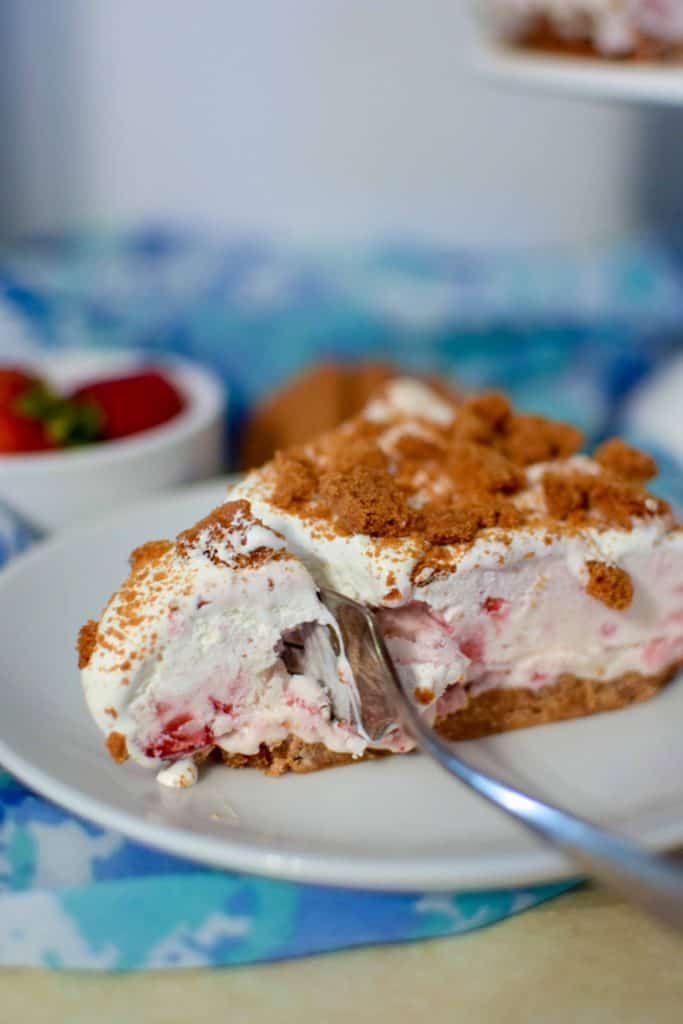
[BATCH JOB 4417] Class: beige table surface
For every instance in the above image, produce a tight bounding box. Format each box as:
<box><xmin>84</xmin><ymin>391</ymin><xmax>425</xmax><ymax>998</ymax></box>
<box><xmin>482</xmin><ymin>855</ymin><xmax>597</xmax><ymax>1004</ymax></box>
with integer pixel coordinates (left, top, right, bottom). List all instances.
<box><xmin>2</xmin><ymin>884</ymin><xmax>682</xmax><ymax>1024</ymax></box>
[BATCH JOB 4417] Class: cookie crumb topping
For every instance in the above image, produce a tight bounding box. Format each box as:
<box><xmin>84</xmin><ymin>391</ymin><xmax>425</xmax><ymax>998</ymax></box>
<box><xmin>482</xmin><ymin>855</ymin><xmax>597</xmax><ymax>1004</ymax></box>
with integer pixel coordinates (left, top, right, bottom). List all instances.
<box><xmin>265</xmin><ymin>385</ymin><xmax>665</xmax><ymax>556</ymax></box>
<box><xmin>585</xmin><ymin>561</ymin><xmax>634</xmax><ymax>611</ymax></box>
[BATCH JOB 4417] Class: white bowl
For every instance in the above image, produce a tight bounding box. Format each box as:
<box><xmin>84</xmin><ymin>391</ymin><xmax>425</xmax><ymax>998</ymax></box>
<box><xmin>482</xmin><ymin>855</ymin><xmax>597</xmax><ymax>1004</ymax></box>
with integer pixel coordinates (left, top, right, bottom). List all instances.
<box><xmin>0</xmin><ymin>349</ymin><xmax>227</xmax><ymax>532</ymax></box>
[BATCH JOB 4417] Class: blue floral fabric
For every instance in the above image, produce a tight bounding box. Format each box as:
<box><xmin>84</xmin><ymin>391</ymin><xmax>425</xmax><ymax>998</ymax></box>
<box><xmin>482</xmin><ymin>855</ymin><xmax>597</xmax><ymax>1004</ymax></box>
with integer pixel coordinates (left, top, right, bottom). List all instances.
<box><xmin>1</xmin><ymin>229</ymin><xmax>682</xmax><ymax>446</ymax></box>
<box><xmin>0</xmin><ymin>763</ymin><xmax>572</xmax><ymax>969</ymax></box>
<box><xmin>0</xmin><ymin>230</ymin><xmax>681</xmax><ymax>970</ymax></box>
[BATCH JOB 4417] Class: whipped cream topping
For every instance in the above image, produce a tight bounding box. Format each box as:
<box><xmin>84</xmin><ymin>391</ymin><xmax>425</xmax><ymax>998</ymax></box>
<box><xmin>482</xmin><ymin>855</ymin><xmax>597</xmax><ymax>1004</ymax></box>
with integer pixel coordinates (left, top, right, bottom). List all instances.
<box><xmin>487</xmin><ymin>0</ymin><xmax>683</xmax><ymax>54</ymax></box>
<box><xmin>364</xmin><ymin>377</ymin><xmax>456</xmax><ymax>427</ymax></box>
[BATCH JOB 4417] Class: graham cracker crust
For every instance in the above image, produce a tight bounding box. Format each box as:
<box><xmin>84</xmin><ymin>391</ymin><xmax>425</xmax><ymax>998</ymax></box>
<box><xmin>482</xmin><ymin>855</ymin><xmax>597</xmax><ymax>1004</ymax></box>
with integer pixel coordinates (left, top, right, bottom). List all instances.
<box><xmin>516</xmin><ymin>18</ymin><xmax>683</xmax><ymax>62</ymax></box>
<box><xmin>216</xmin><ymin>664</ymin><xmax>679</xmax><ymax>776</ymax></box>
<box><xmin>220</xmin><ymin>739</ymin><xmax>388</xmax><ymax>777</ymax></box>
<box><xmin>435</xmin><ymin>664</ymin><xmax>678</xmax><ymax>741</ymax></box>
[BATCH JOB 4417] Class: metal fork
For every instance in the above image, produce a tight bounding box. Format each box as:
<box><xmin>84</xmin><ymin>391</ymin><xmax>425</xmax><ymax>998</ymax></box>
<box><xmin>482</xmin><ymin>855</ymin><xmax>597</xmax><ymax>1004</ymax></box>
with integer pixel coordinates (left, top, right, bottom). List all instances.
<box><xmin>318</xmin><ymin>587</ymin><xmax>683</xmax><ymax>933</ymax></box>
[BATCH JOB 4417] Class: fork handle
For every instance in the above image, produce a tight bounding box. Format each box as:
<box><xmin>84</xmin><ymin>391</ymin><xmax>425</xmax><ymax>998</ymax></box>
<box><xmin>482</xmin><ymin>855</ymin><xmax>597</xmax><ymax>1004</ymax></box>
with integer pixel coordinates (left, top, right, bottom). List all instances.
<box><xmin>420</xmin><ymin>720</ymin><xmax>683</xmax><ymax>932</ymax></box>
<box><xmin>368</xmin><ymin>620</ymin><xmax>683</xmax><ymax>933</ymax></box>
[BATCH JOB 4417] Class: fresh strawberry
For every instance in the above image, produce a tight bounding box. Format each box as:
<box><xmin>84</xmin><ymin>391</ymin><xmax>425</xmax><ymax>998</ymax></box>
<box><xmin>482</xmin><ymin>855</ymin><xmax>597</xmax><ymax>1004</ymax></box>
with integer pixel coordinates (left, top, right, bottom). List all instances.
<box><xmin>0</xmin><ymin>366</ymin><xmax>60</xmax><ymax>453</ymax></box>
<box><xmin>0</xmin><ymin>364</ymin><xmax>103</xmax><ymax>452</ymax></box>
<box><xmin>0</xmin><ymin>367</ymin><xmax>42</xmax><ymax>410</ymax></box>
<box><xmin>0</xmin><ymin>409</ymin><xmax>56</xmax><ymax>454</ymax></box>
<box><xmin>71</xmin><ymin>370</ymin><xmax>185</xmax><ymax>440</ymax></box>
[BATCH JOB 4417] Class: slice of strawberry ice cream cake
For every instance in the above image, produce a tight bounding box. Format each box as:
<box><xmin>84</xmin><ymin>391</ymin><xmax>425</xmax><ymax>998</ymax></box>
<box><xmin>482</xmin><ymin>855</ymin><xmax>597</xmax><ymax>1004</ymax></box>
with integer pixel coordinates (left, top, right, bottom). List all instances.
<box><xmin>79</xmin><ymin>379</ymin><xmax>683</xmax><ymax>785</ymax></box>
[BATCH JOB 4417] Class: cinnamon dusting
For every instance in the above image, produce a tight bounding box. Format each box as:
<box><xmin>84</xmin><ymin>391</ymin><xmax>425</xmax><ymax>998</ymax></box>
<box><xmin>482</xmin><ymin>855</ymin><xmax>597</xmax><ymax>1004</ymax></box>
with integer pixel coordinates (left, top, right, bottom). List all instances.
<box><xmin>106</xmin><ymin>732</ymin><xmax>129</xmax><ymax>764</ymax></box>
<box><xmin>177</xmin><ymin>499</ymin><xmax>288</xmax><ymax>571</ymax></box>
<box><xmin>129</xmin><ymin>540</ymin><xmax>173</xmax><ymax>572</ymax></box>
<box><xmin>77</xmin><ymin>620</ymin><xmax>99</xmax><ymax>669</ymax></box>
<box><xmin>415</xmin><ymin>687</ymin><xmax>435</xmax><ymax>705</ymax></box>
<box><xmin>177</xmin><ymin>500</ymin><xmax>253</xmax><ymax>555</ymax></box>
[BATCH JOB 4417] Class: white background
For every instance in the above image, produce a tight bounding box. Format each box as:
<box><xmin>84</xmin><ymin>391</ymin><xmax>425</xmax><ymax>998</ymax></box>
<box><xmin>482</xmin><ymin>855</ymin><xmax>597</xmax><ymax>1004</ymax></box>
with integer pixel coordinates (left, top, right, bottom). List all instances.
<box><xmin>1</xmin><ymin>0</ymin><xmax>681</xmax><ymax>247</ymax></box>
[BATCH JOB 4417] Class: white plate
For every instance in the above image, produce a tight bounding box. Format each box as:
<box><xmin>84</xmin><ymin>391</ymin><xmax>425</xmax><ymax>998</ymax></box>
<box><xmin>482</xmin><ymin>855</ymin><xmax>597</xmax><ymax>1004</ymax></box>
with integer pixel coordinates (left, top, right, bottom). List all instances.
<box><xmin>472</xmin><ymin>35</ymin><xmax>683</xmax><ymax>107</ymax></box>
<box><xmin>0</xmin><ymin>480</ymin><xmax>682</xmax><ymax>891</ymax></box>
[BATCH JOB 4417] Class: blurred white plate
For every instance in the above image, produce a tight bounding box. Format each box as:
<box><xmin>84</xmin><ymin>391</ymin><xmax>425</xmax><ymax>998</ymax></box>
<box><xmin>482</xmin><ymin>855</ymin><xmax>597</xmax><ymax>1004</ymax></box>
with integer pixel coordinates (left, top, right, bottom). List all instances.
<box><xmin>472</xmin><ymin>34</ymin><xmax>683</xmax><ymax>107</ymax></box>
<box><xmin>0</xmin><ymin>480</ymin><xmax>682</xmax><ymax>890</ymax></box>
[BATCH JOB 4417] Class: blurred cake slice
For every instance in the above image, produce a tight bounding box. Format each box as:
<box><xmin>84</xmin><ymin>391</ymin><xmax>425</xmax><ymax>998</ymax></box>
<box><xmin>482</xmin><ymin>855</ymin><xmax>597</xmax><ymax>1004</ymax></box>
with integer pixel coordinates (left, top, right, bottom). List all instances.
<box><xmin>79</xmin><ymin>377</ymin><xmax>683</xmax><ymax>783</ymax></box>
<box><xmin>486</xmin><ymin>1</ymin><xmax>683</xmax><ymax>60</ymax></box>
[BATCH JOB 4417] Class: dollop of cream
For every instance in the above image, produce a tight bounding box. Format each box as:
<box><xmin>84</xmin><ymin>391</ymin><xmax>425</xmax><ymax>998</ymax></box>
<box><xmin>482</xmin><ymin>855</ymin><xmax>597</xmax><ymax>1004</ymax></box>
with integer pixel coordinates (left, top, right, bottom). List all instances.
<box><xmin>364</xmin><ymin>378</ymin><xmax>455</xmax><ymax>426</ymax></box>
<box><xmin>157</xmin><ymin>758</ymin><xmax>199</xmax><ymax>788</ymax></box>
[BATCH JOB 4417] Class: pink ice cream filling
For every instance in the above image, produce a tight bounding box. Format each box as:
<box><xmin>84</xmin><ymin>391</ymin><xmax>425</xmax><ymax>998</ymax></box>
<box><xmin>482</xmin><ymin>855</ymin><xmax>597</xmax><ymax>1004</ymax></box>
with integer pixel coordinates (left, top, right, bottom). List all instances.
<box><xmin>134</xmin><ymin>586</ymin><xmax>683</xmax><ymax>762</ymax></box>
